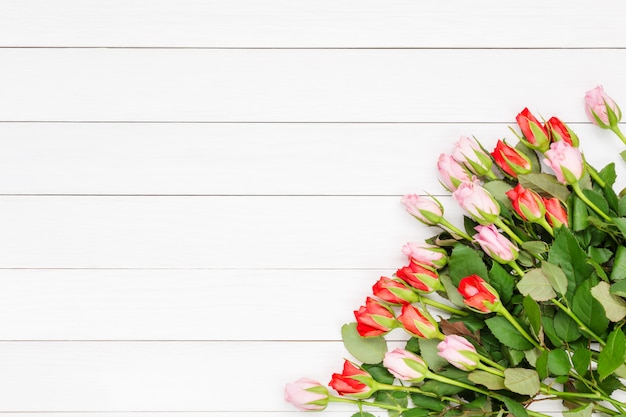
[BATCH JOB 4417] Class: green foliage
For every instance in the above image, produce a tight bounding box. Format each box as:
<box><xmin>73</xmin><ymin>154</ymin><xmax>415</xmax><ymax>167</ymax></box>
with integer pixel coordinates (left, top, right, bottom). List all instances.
<box><xmin>547</xmin><ymin>348</ymin><xmax>571</xmax><ymax>376</ymax></box>
<box><xmin>418</xmin><ymin>338</ymin><xmax>448</xmax><ymax>372</ymax></box>
<box><xmin>468</xmin><ymin>370</ymin><xmax>505</xmax><ymax>390</ymax></box>
<box><xmin>572</xmin><ymin>347</ymin><xmax>592</xmax><ymax>376</ymax></box>
<box><xmin>597</xmin><ymin>328</ymin><xmax>626</xmax><ymax>381</ymax></box>
<box><xmin>409</xmin><ymin>393</ymin><xmax>446</xmax><ymax>412</ymax></box>
<box><xmin>341</xmin><ymin>322</ymin><xmax>387</xmax><ymax>364</ymax></box>
<box><xmin>500</xmin><ymin>395</ymin><xmax>529</xmax><ymax>417</ymax></box>
<box><xmin>518</xmin><ymin>173</ymin><xmax>570</xmax><ymax>202</ymax></box>
<box><xmin>503</xmin><ymin>368</ymin><xmax>540</xmax><ymax>395</ymax></box>
<box><xmin>485</xmin><ymin>316</ymin><xmax>534</xmax><ymax>350</ymax></box>
<box><xmin>517</xmin><ymin>268</ymin><xmax>557</xmax><ymax>301</ymax></box>
<box><xmin>375</xmin><ymin>391</ymin><xmax>408</xmax><ymax>417</ymax></box>
<box><xmin>553</xmin><ymin>309</ymin><xmax>582</xmax><ymax>342</ymax></box>
<box><xmin>489</xmin><ymin>262</ymin><xmax>515</xmax><ymax>305</ymax></box>
<box><xmin>362</xmin><ymin>363</ymin><xmax>395</xmax><ymax>385</ymax></box>
<box><xmin>572</xmin><ymin>280</ymin><xmax>610</xmax><ymax>337</ymax></box>
<box><xmin>448</xmin><ymin>244</ymin><xmax>488</xmax><ymax>286</ymax></box>
<box><xmin>548</xmin><ymin>227</ymin><xmax>594</xmax><ymax>302</ymax></box>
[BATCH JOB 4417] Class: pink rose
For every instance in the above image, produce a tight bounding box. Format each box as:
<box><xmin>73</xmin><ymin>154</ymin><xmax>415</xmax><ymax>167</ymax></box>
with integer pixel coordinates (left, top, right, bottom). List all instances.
<box><xmin>585</xmin><ymin>85</ymin><xmax>621</xmax><ymax>128</ymax></box>
<box><xmin>473</xmin><ymin>224</ymin><xmax>518</xmax><ymax>263</ymax></box>
<box><xmin>401</xmin><ymin>242</ymin><xmax>448</xmax><ymax>269</ymax></box>
<box><xmin>284</xmin><ymin>378</ymin><xmax>329</xmax><ymax>411</ymax></box>
<box><xmin>543</xmin><ymin>141</ymin><xmax>584</xmax><ymax>185</ymax></box>
<box><xmin>437</xmin><ymin>153</ymin><xmax>472</xmax><ymax>191</ymax></box>
<box><xmin>383</xmin><ymin>348</ymin><xmax>428</xmax><ymax>382</ymax></box>
<box><xmin>401</xmin><ymin>194</ymin><xmax>443</xmax><ymax>226</ymax></box>
<box><xmin>452</xmin><ymin>179</ymin><xmax>500</xmax><ymax>225</ymax></box>
<box><xmin>451</xmin><ymin>135</ymin><xmax>493</xmax><ymax>176</ymax></box>
<box><xmin>437</xmin><ymin>335</ymin><xmax>480</xmax><ymax>371</ymax></box>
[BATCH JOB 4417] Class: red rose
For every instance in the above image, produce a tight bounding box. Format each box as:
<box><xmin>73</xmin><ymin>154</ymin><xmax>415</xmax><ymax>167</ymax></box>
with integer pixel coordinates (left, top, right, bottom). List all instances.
<box><xmin>353</xmin><ymin>297</ymin><xmax>396</xmax><ymax>337</ymax></box>
<box><xmin>546</xmin><ymin>116</ymin><xmax>578</xmax><ymax>147</ymax></box>
<box><xmin>397</xmin><ymin>303</ymin><xmax>442</xmax><ymax>339</ymax></box>
<box><xmin>396</xmin><ymin>261</ymin><xmax>440</xmax><ymax>293</ymax></box>
<box><xmin>372</xmin><ymin>276</ymin><xmax>417</xmax><ymax>305</ymax></box>
<box><xmin>490</xmin><ymin>139</ymin><xmax>532</xmax><ymax>178</ymax></box>
<box><xmin>329</xmin><ymin>360</ymin><xmax>374</xmax><ymax>397</ymax></box>
<box><xmin>516</xmin><ymin>108</ymin><xmax>550</xmax><ymax>152</ymax></box>
<box><xmin>543</xmin><ymin>197</ymin><xmax>568</xmax><ymax>228</ymax></box>
<box><xmin>505</xmin><ymin>184</ymin><xmax>545</xmax><ymax>222</ymax></box>
<box><xmin>458</xmin><ymin>275</ymin><xmax>501</xmax><ymax>313</ymax></box>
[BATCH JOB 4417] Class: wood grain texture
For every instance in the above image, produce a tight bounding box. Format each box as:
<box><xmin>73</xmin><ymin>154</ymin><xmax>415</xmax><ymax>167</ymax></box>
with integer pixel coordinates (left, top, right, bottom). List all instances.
<box><xmin>0</xmin><ymin>122</ymin><xmax>624</xmax><ymax>195</ymax></box>
<box><xmin>0</xmin><ymin>49</ymin><xmax>625</xmax><ymax>122</ymax></box>
<box><xmin>0</xmin><ymin>0</ymin><xmax>624</xmax><ymax>48</ymax></box>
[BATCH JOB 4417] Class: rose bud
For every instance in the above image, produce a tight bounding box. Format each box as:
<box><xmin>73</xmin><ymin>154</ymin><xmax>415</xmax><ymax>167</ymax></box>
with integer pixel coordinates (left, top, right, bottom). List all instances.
<box><xmin>372</xmin><ymin>276</ymin><xmax>418</xmax><ymax>305</ymax></box>
<box><xmin>516</xmin><ymin>107</ymin><xmax>550</xmax><ymax>152</ymax></box>
<box><xmin>505</xmin><ymin>184</ymin><xmax>546</xmax><ymax>223</ymax></box>
<box><xmin>401</xmin><ymin>194</ymin><xmax>444</xmax><ymax>226</ymax></box>
<box><xmin>383</xmin><ymin>348</ymin><xmax>429</xmax><ymax>382</ymax></box>
<box><xmin>437</xmin><ymin>153</ymin><xmax>472</xmax><ymax>191</ymax></box>
<box><xmin>543</xmin><ymin>197</ymin><xmax>568</xmax><ymax>228</ymax></box>
<box><xmin>397</xmin><ymin>303</ymin><xmax>443</xmax><ymax>339</ymax></box>
<box><xmin>284</xmin><ymin>378</ymin><xmax>329</xmax><ymax>411</ymax></box>
<box><xmin>473</xmin><ymin>224</ymin><xmax>519</xmax><ymax>263</ymax></box>
<box><xmin>396</xmin><ymin>261</ymin><xmax>441</xmax><ymax>293</ymax></box>
<box><xmin>452</xmin><ymin>179</ymin><xmax>500</xmax><ymax>225</ymax></box>
<box><xmin>458</xmin><ymin>274</ymin><xmax>502</xmax><ymax>313</ymax></box>
<box><xmin>585</xmin><ymin>85</ymin><xmax>622</xmax><ymax>129</ymax></box>
<box><xmin>401</xmin><ymin>242</ymin><xmax>448</xmax><ymax>269</ymax></box>
<box><xmin>451</xmin><ymin>135</ymin><xmax>494</xmax><ymax>177</ymax></box>
<box><xmin>490</xmin><ymin>139</ymin><xmax>532</xmax><ymax>178</ymax></box>
<box><xmin>437</xmin><ymin>335</ymin><xmax>480</xmax><ymax>371</ymax></box>
<box><xmin>329</xmin><ymin>360</ymin><xmax>378</xmax><ymax>398</ymax></box>
<box><xmin>546</xmin><ymin>116</ymin><xmax>579</xmax><ymax>147</ymax></box>
<box><xmin>354</xmin><ymin>297</ymin><xmax>396</xmax><ymax>337</ymax></box>
<box><xmin>543</xmin><ymin>141</ymin><xmax>585</xmax><ymax>185</ymax></box>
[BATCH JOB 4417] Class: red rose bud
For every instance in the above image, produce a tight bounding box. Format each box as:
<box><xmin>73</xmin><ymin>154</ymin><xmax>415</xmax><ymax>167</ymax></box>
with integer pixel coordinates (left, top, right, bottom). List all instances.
<box><xmin>329</xmin><ymin>360</ymin><xmax>378</xmax><ymax>398</ymax></box>
<box><xmin>284</xmin><ymin>378</ymin><xmax>329</xmax><ymax>411</ymax></box>
<box><xmin>401</xmin><ymin>194</ymin><xmax>444</xmax><ymax>226</ymax></box>
<box><xmin>505</xmin><ymin>184</ymin><xmax>545</xmax><ymax>223</ymax></box>
<box><xmin>401</xmin><ymin>242</ymin><xmax>448</xmax><ymax>269</ymax></box>
<box><xmin>546</xmin><ymin>117</ymin><xmax>579</xmax><ymax>147</ymax></box>
<box><xmin>585</xmin><ymin>85</ymin><xmax>622</xmax><ymax>129</ymax></box>
<box><xmin>544</xmin><ymin>197</ymin><xmax>568</xmax><ymax>228</ymax></box>
<box><xmin>354</xmin><ymin>297</ymin><xmax>396</xmax><ymax>337</ymax></box>
<box><xmin>396</xmin><ymin>261</ymin><xmax>441</xmax><ymax>293</ymax></box>
<box><xmin>451</xmin><ymin>135</ymin><xmax>494</xmax><ymax>177</ymax></box>
<box><xmin>458</xmin><ymin>275</ymin><xmax>501</xmax><ymax>313</ymax></box>
<box><xmin>372</xmin><ymin>276</ymin><xmax>418</xmax><ymax>305</ymax></box>
<box><xmin>437</xmin><ymin>153</ymin><xmax>472</xmax><ymax>191</ymax></box>
<box><xmin>397</xmin><ymin>303</ymin><xmax>443</xmax><ymax>339</ymax></box>
<box><xmin>516</xmin><ymin>108</ymin><xmax>550</xmax><ymax>152</ymax></box>
<box><xmin>452</xmin><ymin>179</ymin><xmax>500</xmax><ymax>225</ymax></box>
<box><xmin>490</xmin><ymin>139</ymin><xmax>532</xmax><ymax>178</ymax></box>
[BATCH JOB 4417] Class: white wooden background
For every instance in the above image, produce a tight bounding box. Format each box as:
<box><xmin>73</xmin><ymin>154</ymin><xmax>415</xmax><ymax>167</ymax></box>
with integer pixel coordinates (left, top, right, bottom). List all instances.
<box><xmin>1</xmin><ymin>1</ymin><xmax>626</xmax><ymax>416</ymax></box>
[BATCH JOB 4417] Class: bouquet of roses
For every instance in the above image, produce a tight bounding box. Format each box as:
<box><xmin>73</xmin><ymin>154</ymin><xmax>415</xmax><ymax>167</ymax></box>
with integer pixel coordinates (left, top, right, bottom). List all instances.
<box><xmin>285</xmin><ymin>86</ymin><xmax>626</xmax><ymax>417</ymax></box>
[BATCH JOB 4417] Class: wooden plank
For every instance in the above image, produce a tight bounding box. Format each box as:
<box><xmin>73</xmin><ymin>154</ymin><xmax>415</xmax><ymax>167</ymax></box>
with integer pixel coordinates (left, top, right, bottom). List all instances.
<box><xmin>1</xmin><ymin>123</ymin><xmax>623</xmax><ymax>195</ymax></box>
<box><xmin>0</xmin><ymin>49</ymin><xmax>625</xmax><ymax>122</ymax></box>
<box><xmin>0</xmin><ymin>0</ymin><xmax>624</xmax><ymax>48</ymax></box>
<box><xmin>0</xmin><ymin>341</ymin><xmax>570</xmax><ymax>413</ymax></box>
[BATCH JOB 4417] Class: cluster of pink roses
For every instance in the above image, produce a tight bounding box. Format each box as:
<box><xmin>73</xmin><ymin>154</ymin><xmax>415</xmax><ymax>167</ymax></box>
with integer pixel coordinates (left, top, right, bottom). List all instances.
<box><xmin>285</xmin><ymin>86</ymin><xmax>625</xmax><ymax>414</ymax></box>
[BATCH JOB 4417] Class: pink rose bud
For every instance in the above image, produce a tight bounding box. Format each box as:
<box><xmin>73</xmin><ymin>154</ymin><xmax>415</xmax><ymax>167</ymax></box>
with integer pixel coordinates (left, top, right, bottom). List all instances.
<box><xmin>585</xmin><ymin>85</ymin><xmax>622</xmax><ymax>129</ymax></box>
<box><xmin>353</xmin><ymin>297</ymin><xmax>396</xmax><ymax>337</ymax></box>
<box><xmin>401</xmin><ymin>242</ymin><xmax>448</xmax><ymax>269</ymax></box>
<box><xmin>437</xmin><ymin>153</ymin><xmax>472</xmax><ymax>191</ymax></box>
<box><xmin>451</xmin><ymin>135</ymin><xmax>494</xmax><ymax>177</ymax></box>
<box><xmin>543</xmin><ymin>141</ymin><xmax>585</xmax><ymax>185</ymax></box>
<box><xmin>396</xmin><ymin>261</ymin><xmax>441</xmax><ymax>293</ymax></box>
<box><xmin>543</xmin><ymin>197</ymin><xmax>568</xmax><ymax>228</ymax></box>
<box><xmin>458</xmin><ymin>274</ymin><xmax>502</xmax><ymax>313</ymax></box>
<box><xmin>372</xmin><ymin>276</ymin><xmax>418</xmax><ymax>305</ymax></box>
<box><xmin>437</xmin><ymin>335</ymin><xmax>480</xmax><ymax>371</ymax></box>
<box><xmin>505</xmin><ymin>184</ymin><xmax>546</xmax><ymax>223</ymax></box>
<box><xmin>284</xmin><ymin>378</ymin><xmax>329</xmax><ymax>411</ymax></box>
<box><xmin>546</xmin><ymin>117</ymin><xmax>579</xmax><ymax>147</ymax></box>
<box><xmin>516</xmin><ymin>107</ymin><xmax>550</xmax><ymax>152</ymax></box>
<box><xmin>452</xmin><ymin>179</ymin><xmax>500</xmax><ymax>225</ymax></box>
<box><xmin>491</xmin><ymin>139</ymin><xmax>532</xmax><ymax>178</ymax></box>
<box><xmin>397</xmin><ymin>303</ymin><xmax>443</xmax><ymax>339</ymax></box>
<box><xmin>401</xmin><ymin>194</ymin><xmax>444</xmax><ymax>226</ymax></box>
<box><xmin>329</xmin><ymin>360</ymin><xmax>378</xmax><ymax>398</ymax></box>
<box><xmin>473</xmin><ymin>224</ymin><xmax>519</xmax><ymax>263</ymax></box>
<box><xmin>383</xmin><ymin>348</ymin><xmax>428</xmax><ymax>382</ymax></box>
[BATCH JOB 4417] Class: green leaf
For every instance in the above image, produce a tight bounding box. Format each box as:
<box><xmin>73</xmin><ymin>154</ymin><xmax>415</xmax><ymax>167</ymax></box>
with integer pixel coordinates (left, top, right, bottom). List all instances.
<box><xmin>598</xmin><ymin>374</ymin><xmax>626</xmax><ymax>395</ymax></box>
<box><xmin>541</xmin><ymin>261</ymin><xmax>568</xmax><ymax>296</ymax></box>
<box><xmin>362</xmin><ymin>363</ymin><xmax>395</xmax><ymax>385</ymax></box>
<box><xmin>375</xmin><ymin>391</ymin><xmax>408</xmax><ymax>417</ymax></box>
<box><xmin>341</xmin><ymin>322</ymin><xmax>387</xmax><ymax>364</ymax></box>
<box><xmin>612</xmin><ymin>217</ymin><xmax>626</xmax><ymax>241</ymax></box>
<box><xmin>611</xmin><ymin>279</ymin><xmax>626</xmax><ymax>297</ymax></box>
<box><xmin>619</xmin><ymin>195</ymin><xmax>626</xmax><ymax>216</ymax></box>
<box><xmin>518</xmin><ymin>173</ymin><xmax>571</xmax><ymax>202</ymax></box>
<box><xmin>610</xmin><ymin>246</ymin><xmax>626</xmax><ymax>281</ymax></box>
<box><xmin>598</xmin><ymin>328</ymin><xmax>626</xmax><ymax>381</ymax></box>
<box><xmin>439</xmin><ymin>274</ymin><xmax>466</xmax><ymax>308</ymax></box>
<box><xmin>553</xmin><ymin>309</ymin><xmax>582</xmax><ymax>342</ymax></box>
<box><xmin>572</xmin><ymin>280</ymin><xmax>610</xmax><ymax>337</ymax></box>
<box><xmin>521</xmin><ymin>240</ymin><xmax>549</xmax><ymax>255</ymax></box>
<box><xmin>542</xmin><ymin>315</ymin><xmax>564</xmax><ymax>347</ymax></box>
<box><xmin>588</xmin><ymin>247</ymin><xmax>613</xmax><ymax>264</ymax></box>
<box><xmin>523</xmin><ymin>296</ymin><xmax>541</xmax><ymax>335</ymax></box>
<box><xmin>500</xmin><ymin>395</ymin><xmax>529</xmax><ymax>417</ymax></box>
<box><xmin>401</xmin><ymin>408</ymin><xmax>430</xmax><ymax>417</ymax></box>
<box><xmin>449</xmin><ymin>244</ymin><xmax>488</xmax><ymax>286</ymax></box>
<box><xmin>571</xmin><ymin>194</ymin><xmax>590</xmax><ymax>231</ymax></box>
<box><xmin>404</xmin><ymin>337</ymin><xmax>421</xmax><ymax>354</ymax></box>
<box><xmin>517</xmin><ymin>268</ymin><xmax>557</xmax><ymax>301</ymax></box>
<box><xmin>483</xmin><ymin>180</ymin><xmax>514</xmax><ymax>210</ymax></box>
<box><xmin>548</xmin><ymin>228</ymin><xmax>594</xmax><ymax>302</ymax></box>
<box><xmin>468</xmin><ymin>370</ymin><xmax>505</xmax><ymax>390</ymax></box>
<box><xmin>418</xmin><ymin>338</ymin><xmax>448</xmax><ymax>372</ymax></box>
<box><xmin>535</xmin><ymin>349</ymin><xmax>549</xmax><ymax>380</ymax></box>
<box><xmin>420</xmin><ymin>379</ymin><xmax>465</xmax><ymax>396</ymax></box>
<box><xmin>622</xmin><ymin>150</ymin><xmax>626</xmax><ymax>164</ymax></box>
<box><xmin>352</xmin><ymin>412</ymin><xmax>376</xmax><ymax>417</ymax></box>
<box><xmin>485</xmin><ymin>316</ymin><xmax>534</xmax><ymax>350</ymax></box>
<box><xmin>548</xmin><ymin>349</ymin><xmax>571</xmax><ymax>376</ymax></box>
<box><xmin>583</xmin><ymin>188</ymin><xmax>610</xmax><ymax>216</ymax></box>
<box><xmin>563</xmin><ymin>403</ymin><xmax>594</xmax><ymax>417</ymax></box>
<box><xmin>504</xmin><ymin>368</ymin><xmax>540</xmax><ymax>395</ymax></box>
<box><xmin>489</xmin><ymin>262</ymin><xmax>515</xmax><ymax>305</ymax></box>
<box><xmin>572</xmin><ymin>347</ymin><xmax>592</xmax><ymax>376</ymax></box>
<box><xmin>591</xmin><ymin>281</ymin><xmax>626</xmax><ymax>322</ymax></box>
<box><xmin>409</xmin><ymin>393</ymin><xmax>445</xmax><ymax>412</ymax></box>
<box><xmin>600</xmin><ymin>163</ymin><xmax>618</xmax><ymax>186</ymax></box>
<box><xmin>505</xmin><ymin>347</ymin><xmax>525</xmax><ymax>367</ymax></box>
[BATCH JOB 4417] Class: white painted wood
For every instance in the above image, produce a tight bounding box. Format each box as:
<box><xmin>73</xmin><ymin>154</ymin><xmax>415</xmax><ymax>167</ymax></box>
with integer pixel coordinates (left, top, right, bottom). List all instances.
<box><xmin>0</xmin><ymin>49</ymin><xmax>625</xmax><ymax>122</ymax></box>
<box><xmin>0</xmin><ymin>195</ymin><xmax>460</xmax><ymax>269</ymax></box>
<box><xmin>0</xmin><ymin>0</ymin><xmax>624</xmax><ymax>48</ymax></box>
<box><xmin>0</xmin><ymin>123</ymin><xmax>623</xmax><ymax>195</ymax></box>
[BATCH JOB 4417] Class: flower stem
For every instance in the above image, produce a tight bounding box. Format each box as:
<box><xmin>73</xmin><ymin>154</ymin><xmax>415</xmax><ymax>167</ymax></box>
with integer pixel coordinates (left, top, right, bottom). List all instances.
<box><xmin>438</xmin><ymin>218</ymin><xmax>474</xmax><ymax>241</ymax></box>
<box><xmin>494</xmin><ymin>218</ymin><xmax>524</xmax><ymax>245</ymax></box>
<box><xmin>380</xmin><ymin>383</ymin><xmax>460</xmax><ymax>404</ymax></box>
<box><xmin>550</xmin><ymin>298</ymin><xmax>605</xmax><ymax>346</ymax></box>
<box><xmin>329</xmin><ymin>396</ymin><xmax>405</xmax><ymax>412</ymax></box>
<box><xmin>478</xmin><ymin>355</ymin><xmax>506</xmax><ymax>372</ymax></box>
<box><xmin>611</xmin><ymin>124</ymin><xmax>626</xmax><ymax>146</ymax></box>
<box><xmin>508</xmin><ymin>261</ymin><xmax>525</xmax><ymax>277</ymax></box>
<box><xmin>418</xmin><ymin>295</ymin><xmax>468</xmax><ymax>317</ymax></box>
<box><xmin>496</xmin><ymin>306</ymin><xmax>543</xmax><ymax>350</ymax></box>
<box><xmin>585</xmin><ymin>161</ymin><xmax>607</xmax><ymax>188</ymax></box>
<box><xmin>476</xmin><ymin>361</ymin><xmax>504</xmax><ymax>376</ymax></box>
<box><xmin>572</xmin><ymin>182</ymin><xmax>612</xmax><ymax>223</ymax></box>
